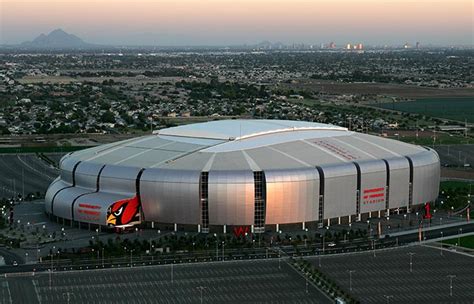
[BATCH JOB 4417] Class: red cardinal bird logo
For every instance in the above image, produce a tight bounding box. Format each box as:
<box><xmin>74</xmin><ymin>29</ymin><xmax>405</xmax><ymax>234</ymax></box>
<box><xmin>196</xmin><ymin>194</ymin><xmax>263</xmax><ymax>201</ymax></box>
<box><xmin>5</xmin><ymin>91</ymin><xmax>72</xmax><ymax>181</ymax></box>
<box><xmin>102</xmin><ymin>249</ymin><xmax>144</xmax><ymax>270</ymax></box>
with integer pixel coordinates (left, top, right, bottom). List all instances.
<box><xmin>107</xmin><ymin>196</ymin><xmax>140</xmax><ymax>227</ymax></box>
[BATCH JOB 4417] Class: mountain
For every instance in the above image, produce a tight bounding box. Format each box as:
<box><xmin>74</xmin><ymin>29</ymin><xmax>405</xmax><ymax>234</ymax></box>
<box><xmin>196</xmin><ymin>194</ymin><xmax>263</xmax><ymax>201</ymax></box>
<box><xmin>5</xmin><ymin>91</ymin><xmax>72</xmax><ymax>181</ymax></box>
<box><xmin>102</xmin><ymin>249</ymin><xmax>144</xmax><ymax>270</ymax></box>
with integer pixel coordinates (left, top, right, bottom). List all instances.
<box><xmin>20</xmin><ymin>29</ymin><xmax>96</xmax><ymax>49</ymax></box>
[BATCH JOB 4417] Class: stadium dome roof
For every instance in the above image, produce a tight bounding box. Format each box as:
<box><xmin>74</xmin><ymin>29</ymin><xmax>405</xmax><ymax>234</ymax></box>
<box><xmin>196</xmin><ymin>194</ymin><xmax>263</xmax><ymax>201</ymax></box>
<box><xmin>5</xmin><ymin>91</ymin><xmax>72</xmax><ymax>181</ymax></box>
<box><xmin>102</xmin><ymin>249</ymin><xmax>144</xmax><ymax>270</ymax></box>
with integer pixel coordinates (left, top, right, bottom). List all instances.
<box><xmin>68</xmin><ymin>119</ymin><xmax>428</xmax><ymax>171</ymax></box>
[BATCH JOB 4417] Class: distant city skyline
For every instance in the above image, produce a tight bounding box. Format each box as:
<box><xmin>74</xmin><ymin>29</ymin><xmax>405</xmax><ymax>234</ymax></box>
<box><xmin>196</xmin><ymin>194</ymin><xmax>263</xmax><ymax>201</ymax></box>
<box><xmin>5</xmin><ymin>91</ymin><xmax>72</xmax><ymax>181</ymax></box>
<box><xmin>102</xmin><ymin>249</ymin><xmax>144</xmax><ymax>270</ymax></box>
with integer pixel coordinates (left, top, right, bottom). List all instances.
<box><xmin>1</xmin><ymin>0</ymin><xmax>472</xmax><ymax>46</ymax></box>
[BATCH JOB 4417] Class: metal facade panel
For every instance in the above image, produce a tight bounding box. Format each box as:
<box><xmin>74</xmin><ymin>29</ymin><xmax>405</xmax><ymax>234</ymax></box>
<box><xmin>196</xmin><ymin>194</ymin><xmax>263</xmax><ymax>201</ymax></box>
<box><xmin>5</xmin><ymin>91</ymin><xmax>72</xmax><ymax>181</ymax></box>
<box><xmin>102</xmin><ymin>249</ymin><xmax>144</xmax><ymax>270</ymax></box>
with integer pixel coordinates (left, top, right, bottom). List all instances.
<box><xmin>159</xmin><ymin>152</ymin><xmax>213</xmax><ymax>170</ymax></box>
<box><xmin>140</xmin><ymin>169</ymin><xmax>201</xmax><ymax>224</ymax></box>
<box><xmin>272</xmin><ymin>141</ymin><xmax>343</xmax><ymax>166</ymax></box>
<box><xmin>358</xmin><ymin>160</ymin><xmax>387</xmax><ymax>213</ymax></box>
<box><xmin>74</xmin><ymin>162</ymin><xmax>104</xmax><ymax>190</ymax></box>
<box><xmin>386</xmin><ymin>157</ymin><xmax>410</xmax><ymax>209</ymax></box>
<box><xmin>44</xmin><ymin>177</ymin><xmax>67</xmax><ymax>214</ymax></box>
<box><xmin>59</xmin><ymin>156</ymin><xmax>78</xmax><ymax>184</ymax></box>
<box><xmin>53</xmin><ymin>187</ymin><xmax>91</xmax><ymax>220</ymax></box>
<box><xmin>125</xmin><ymin>136</ymin><xmax>171</xmax><ymax>148</ymax></box>
<box><xmin>99</xmin><ymin>165</ymin><xmax>141</xmax><ymax>195</ymax></box>
<box><xmin>208</xmin><ymin>170</ymin><xmax>255</xmax><ymax>225</ymax></box>
<box><xmin>210</xmin><ymin>152</ymin><xmax>252</xmax><ymax>171</ymax></box>
<box><xmin>410</xmin><ymin>150</ymin><xmax>440</xmax><ymax>205</ymax></box>
<box><xmin>265</xmin><ymin>168</ymin><xmax>319</xmax><ymax>224</ymax></box>
<box><xmin>90</xmin><ymin>147</ymin><xmax>147</xmax><ymax>164</ymax></box>
<box><xmin>246</xmin><ymin>147</ymin><xmax>308</xmax><ymax>170</ymax></box>
<box><xmin>321</xmin><ymin>163</ymin><xmax>357</xmax><ymax>218</ymax></box>
<box><xmin>119</xmin><ymin>149</ymin><xmax>180</xmax><ymax>168</ymax></box>
<box><xmin>353</xmin><ymin>133</ymin><xmax>424</xmax><ymax>155</ymax></box>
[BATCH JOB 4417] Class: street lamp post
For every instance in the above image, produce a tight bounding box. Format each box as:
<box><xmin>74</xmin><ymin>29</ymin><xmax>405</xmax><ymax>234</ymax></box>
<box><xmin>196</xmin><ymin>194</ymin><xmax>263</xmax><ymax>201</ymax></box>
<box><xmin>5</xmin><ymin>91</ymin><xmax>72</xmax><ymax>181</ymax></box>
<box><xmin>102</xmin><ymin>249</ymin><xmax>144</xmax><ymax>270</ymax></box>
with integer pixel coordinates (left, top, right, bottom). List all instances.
<box><xmin>171</xmin><ymin>263</ymin><xmax>174</xmax><ymax>283</ymax></box>
<box><xmin>408</xmin><ymin>252</ymin><xmax>415</xmax><ymax>273</ymax></box>
<box><xmin>458</xmin><ymin>228</ymin><xmax>462</xmax><ymax>247</ymax></box>
<box><xmin>447</xmin><ymin>275</ymin><xmax>456</xmax><ymax>296</ymax></box>
<box><xmin>384</xmin><ymin>295</ymin><xmax>393</xmax><ymax>304</ymax></box>
<box><xmin>348</xmin><ymin>270</ymin><xmax>355</xmax><ymax>291</ymax></box>
<box><xmin>196</xmin><ymin>286</ymin><xmax>206</xmax><ymax>304</ymax></box>
<box><xmin>222</xmin><ymin>241</ymin><xmax>225</xmax><ymax>261</ymax></box>
<box><xmin>440</xmin><ymin>231</ymin><xmax>444</xmax><ymax>256</ymax></box>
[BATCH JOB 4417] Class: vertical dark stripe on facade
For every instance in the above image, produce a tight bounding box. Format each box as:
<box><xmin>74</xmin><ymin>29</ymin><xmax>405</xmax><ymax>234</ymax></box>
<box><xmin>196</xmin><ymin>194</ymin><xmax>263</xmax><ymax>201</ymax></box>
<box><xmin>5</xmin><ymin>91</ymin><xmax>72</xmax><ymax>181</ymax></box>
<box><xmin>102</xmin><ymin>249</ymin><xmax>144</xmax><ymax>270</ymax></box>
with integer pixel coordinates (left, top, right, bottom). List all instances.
<box><xmin>405</xmin><ymin>156</ymin><xmax>414</xmax><ymax>208</ymax></box>
<box><xmin>254</xmin><ymin>171</ymin><xmax>266</xmax><ymax>231</ymax></box>
<box><xmin>200</xmin><ymin>172</ymin><xmax>209</xmax><ymax>231</ymax></box>
<box><xmin>71</xmin><ymin>164</ymin><xmax>106</xmax><ymax>221</ymax></box>
<box><xmin>353</xmin><ymin>162</ymin><xmax>362</xmax><ymax>215</ymax></box>
<box><xmin>315</xmin><ymin>166</ymin><xmax>325</xmax><ymax>222</ymax></box>
<box><xmin>51</xmin><ymin>161</ymin><xmax>81</xmax><ymax>215</ymax></box>
<box><xmin>382</xmin><ymin>159</ymin><xmax>390</xmax><ymax>210</ymax></box>
<box><xmin>136</xmin><ymin>168</ymin><xmax>145</xmax><ymax>220</ymax></box>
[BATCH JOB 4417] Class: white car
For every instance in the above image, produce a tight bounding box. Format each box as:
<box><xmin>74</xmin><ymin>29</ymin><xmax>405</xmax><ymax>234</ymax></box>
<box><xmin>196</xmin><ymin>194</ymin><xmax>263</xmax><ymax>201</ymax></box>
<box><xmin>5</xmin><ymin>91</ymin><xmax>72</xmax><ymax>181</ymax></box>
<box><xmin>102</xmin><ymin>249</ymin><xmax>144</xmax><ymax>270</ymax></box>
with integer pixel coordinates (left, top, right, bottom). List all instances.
<box><xmin>327</xmin><ymin>242</ymin><xmax>336</xmax><ymax>247</ymax></box>
<box><xmin>12</xmin><ymin>261</ymin><xmax>18</xmax><ymax>266</ymax></box>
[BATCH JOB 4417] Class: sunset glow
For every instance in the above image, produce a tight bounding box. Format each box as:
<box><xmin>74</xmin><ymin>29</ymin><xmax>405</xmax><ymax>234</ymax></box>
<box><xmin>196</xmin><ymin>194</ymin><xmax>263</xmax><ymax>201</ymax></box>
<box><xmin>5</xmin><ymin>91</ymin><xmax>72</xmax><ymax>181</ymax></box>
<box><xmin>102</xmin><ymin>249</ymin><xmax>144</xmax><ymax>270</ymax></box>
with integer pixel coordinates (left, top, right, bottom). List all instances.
<box><xmin>1</xmin><ymin>0</ymin><xmax>472</xmax><ymax>45</ymax></box>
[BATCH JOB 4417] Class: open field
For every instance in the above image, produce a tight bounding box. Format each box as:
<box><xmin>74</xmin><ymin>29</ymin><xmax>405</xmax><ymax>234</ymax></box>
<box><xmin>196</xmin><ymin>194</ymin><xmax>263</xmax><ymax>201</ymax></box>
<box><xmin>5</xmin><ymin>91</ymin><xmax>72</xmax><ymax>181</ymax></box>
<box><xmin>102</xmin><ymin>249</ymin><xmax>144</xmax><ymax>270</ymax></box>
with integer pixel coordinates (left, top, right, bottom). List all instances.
<box><xmin>372</xmin><ymin>97</ymin><xmax>474</xmax><ymax>123</ymax></box>
<box><xmin>1</xmin><ymin>260</ymin><xmax>331</xmax><ymax>304</ymax></box>
<box><xmin>306</xmin><ymin>245</ymin><xmax>474</xmax><ymax>303</ymax></box>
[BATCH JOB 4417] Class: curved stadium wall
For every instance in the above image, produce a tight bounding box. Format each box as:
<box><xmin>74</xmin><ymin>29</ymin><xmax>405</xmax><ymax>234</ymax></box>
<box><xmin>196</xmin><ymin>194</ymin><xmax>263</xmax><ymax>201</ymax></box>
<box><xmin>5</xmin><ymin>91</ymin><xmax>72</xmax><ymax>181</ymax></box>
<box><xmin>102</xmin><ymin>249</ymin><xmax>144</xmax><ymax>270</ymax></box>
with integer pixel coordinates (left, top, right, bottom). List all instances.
<box><xmin>45</xmin><ymin>120</ymin><xmax>440</xmax><ymax>233</ymax></box>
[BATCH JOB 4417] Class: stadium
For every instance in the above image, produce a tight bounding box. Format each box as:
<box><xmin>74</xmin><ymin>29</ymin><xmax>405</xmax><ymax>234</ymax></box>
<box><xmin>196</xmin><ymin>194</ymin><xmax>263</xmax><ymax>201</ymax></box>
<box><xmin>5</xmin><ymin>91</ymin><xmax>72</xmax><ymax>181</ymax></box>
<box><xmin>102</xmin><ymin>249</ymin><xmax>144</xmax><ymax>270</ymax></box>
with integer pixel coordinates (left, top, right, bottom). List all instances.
<box><xmin>45</xmin><ymin>119</ymin><xmax>440</xmax><ymax>233</ymax></box>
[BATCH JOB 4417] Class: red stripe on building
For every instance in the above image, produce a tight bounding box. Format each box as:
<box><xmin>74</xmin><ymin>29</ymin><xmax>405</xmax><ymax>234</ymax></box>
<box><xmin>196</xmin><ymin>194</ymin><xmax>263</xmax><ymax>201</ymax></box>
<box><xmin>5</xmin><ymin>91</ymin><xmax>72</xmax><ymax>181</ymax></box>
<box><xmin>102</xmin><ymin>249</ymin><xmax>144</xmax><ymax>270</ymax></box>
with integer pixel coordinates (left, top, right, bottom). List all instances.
<box><xmin>363</xmin><ymin>187</ymin><xmax>385</xmax><ymax>194</ymax></box>
<box><xmin>78</xmin><ymin>203</ymin><xmax>101</xmax><ymax>209</ymax></box>
<box><xmin>78</xmin><ymin>209</ymin><xmax>100</xmax><ymax>215</ymax></box>
<box><xmin>369</xmin><ymin>193</ymin><xmax>384</xmax><ymax>198</ymax></box>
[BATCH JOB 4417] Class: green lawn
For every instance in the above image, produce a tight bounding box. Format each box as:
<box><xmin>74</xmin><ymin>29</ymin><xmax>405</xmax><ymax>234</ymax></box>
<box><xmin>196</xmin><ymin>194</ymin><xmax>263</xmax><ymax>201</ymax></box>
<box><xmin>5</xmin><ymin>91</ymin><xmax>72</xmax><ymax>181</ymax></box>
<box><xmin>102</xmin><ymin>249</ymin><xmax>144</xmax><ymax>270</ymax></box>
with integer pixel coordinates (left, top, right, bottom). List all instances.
<box><xmin>442</xmin><ymin>235</ymin><xmax>474</xmax><ymax>249</ymax></box>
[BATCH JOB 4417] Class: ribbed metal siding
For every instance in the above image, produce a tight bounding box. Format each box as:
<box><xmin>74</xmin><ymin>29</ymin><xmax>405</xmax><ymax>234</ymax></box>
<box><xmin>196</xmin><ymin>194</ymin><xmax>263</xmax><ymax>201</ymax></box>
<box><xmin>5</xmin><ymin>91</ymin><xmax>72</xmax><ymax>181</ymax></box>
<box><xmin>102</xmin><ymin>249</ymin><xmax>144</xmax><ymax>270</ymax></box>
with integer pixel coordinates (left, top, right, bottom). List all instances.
<box><xmin>385</xmin><ymin>157</ymin><xmax>410</xmax><ymax>210</ymax></box>
<box><xmin>140</xmin><ymin>169</ymin><xmax>201</xmax><ymax>224</ymax></box>
<box><xmin>321</xmin><ymin>163</ymin><xmax>357</xmax><ymax>219</ymax></box>
<box><xmin>208</xmin><ymin>170</ymin><xmax>254</xmax><ymax>225</ymax></box>
<box><xmin>357</xmin><ymin>159</ymin><xmax>387</xmax><ymax>214</ymax></box>
<box><xmin>410</xmin><ymin>150</ymin><xmax>440</xmax><ymax>205</ymax></box>
<box><xmin>265</xmin><ymin>168</ymin><xmax>319</xmax><ymax>224</ymax></box>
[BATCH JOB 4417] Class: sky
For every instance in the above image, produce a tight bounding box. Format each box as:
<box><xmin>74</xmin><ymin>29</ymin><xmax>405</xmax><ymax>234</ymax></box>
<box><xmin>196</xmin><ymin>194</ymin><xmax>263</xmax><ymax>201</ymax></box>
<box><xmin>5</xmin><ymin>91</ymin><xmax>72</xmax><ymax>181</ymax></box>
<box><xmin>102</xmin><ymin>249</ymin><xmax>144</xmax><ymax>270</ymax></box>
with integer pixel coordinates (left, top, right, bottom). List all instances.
<box><xmin>0</xmin><ymin>0</ymin><xmax>472</xmax><ymax>46</ymax></box>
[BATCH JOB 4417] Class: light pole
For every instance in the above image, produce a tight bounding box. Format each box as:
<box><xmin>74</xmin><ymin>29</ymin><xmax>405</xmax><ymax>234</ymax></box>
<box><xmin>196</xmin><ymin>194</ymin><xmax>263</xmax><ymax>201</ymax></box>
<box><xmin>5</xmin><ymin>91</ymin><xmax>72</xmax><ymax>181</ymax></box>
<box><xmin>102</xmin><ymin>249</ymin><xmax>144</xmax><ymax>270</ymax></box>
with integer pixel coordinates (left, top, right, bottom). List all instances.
<box><xmin>458</xmin><ymin>228</ymin><xmax>462</xmax><ymax>247</ymax></box>
<box><xmin>171</xmin><ymin>263</ymin><xmax>174</xmax><ymax>283</ymax></box>
<box><xmin>214</xmin><ymin>233</ymin><xmax>218</xmax><ymax>260</ymax></box>
<box><xmin>348</xmin><ymin>270</ymin><xmax>355</xmax><ymax>291</ymax></box>
<box><xmin>408</xmin><ymin>252</ymin><xmax>415</xmax><ymax>273</ymax></box>
<box><xmin>372</xmin><ymin>239</ymin><xmax>376</xmax><ymax>257</ymax></box>
<box><xmin>278</xmin><ymin>252</ymin><xmax>281</xmax><ymax>270</ymax></box>
<box><xmin>63</xmin><ymin>292</ymin><xmax>73</xmax><ymax>304</ymax></box>
<box><xmin>384</xmin><ymin>295</ymin><xmax>393</xmax><ymax>304</ymax></box>
<box><xmin>196</xmin><ymin>286</ymin><xmax>206</xmax><ymax>303</ymax></box>
<box><xmin>447</xmin><ymin>275</ymin><xmax>456</xmax><ymax>296</ymax></box>
<box><xmin>440</xmin><ymin>232</ymin><xmax>444</xmax><ymax>256</ymax></box>
<box><xmin>222</xmin><ymin>241</ymin><xmax>225</xmax><ymax>261</ymax></box>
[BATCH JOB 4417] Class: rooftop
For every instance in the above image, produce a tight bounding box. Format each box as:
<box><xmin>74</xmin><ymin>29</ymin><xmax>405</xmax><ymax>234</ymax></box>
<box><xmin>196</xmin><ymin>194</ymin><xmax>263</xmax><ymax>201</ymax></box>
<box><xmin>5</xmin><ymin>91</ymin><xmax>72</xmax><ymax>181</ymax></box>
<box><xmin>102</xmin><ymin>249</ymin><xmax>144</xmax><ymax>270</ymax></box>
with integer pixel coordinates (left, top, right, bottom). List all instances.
<box><xmin>156</xmin><ymin>119</ymin><xmax>347</xmax><ymax>141</ymax></box>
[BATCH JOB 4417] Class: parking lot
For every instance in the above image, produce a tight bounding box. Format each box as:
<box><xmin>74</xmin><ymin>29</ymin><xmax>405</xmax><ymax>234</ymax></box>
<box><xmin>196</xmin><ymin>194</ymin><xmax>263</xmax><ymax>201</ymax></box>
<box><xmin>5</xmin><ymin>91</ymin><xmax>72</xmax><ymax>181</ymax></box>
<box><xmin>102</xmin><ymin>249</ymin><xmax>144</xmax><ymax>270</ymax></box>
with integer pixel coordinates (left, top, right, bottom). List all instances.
<box><xmin>1</xmin><ymin>260</ymin><xmax>331</xmax><ymax>304</ymax></box>
<box><xmin>0</xmin><ymin>154</ymin><xmax>60</xmax><ymax>199</ymax></box>
<box><xmin>307</xmin><ymin>244</ymin><xmax>474</xmax><ymax>303</ymax></box>
<box><xmin>435</xmin><ymin>144</ymin><xmax>474</xmax><ymax>167</ymax></box>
